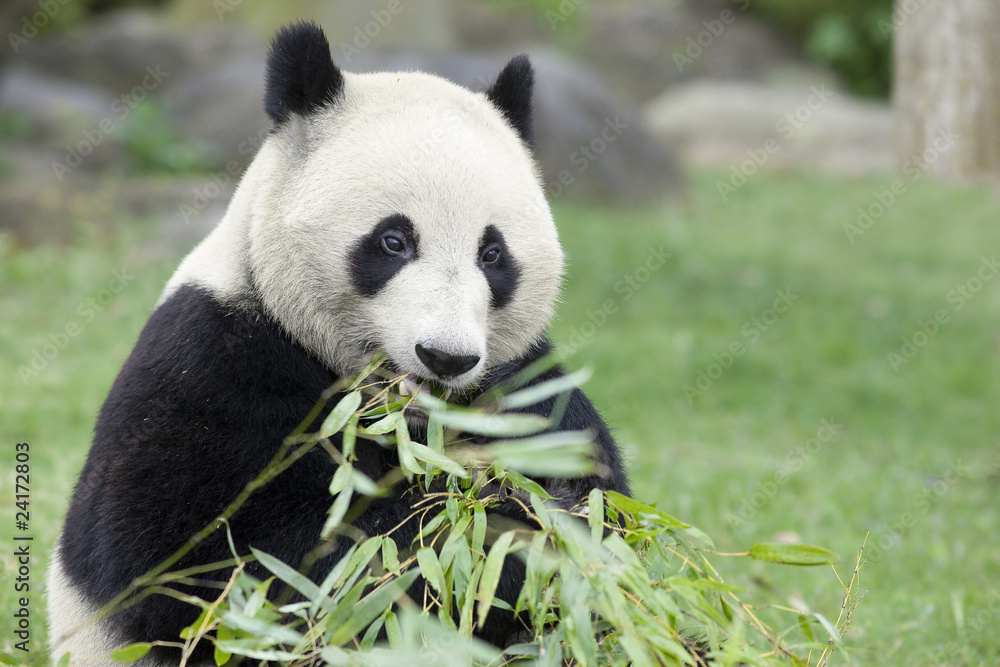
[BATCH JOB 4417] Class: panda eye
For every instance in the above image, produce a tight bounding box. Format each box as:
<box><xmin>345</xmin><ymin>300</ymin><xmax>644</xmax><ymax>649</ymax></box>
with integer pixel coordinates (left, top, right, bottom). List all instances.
<box><xmin>380</xmin><ymin>232</ymin><xmax>407</xmax><ymax>256</ymax></box>
<box><xmin>480</xmin><ymin>245</ymin><xmax>502</xmax><ymax>265</ymax></box>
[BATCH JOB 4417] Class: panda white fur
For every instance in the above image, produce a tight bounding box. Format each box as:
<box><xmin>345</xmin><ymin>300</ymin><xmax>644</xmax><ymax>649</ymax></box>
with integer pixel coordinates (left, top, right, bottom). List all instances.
<box><xmin>48</xmin><ymin>22</ymin><xmax>629</xmax><ymax>666</ymax></box>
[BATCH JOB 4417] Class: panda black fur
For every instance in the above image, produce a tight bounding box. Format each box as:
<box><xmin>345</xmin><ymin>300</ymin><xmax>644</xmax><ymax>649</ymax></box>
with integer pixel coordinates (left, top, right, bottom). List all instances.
<box><xmin>48</xmin><ymin>22</ymin><xmax>630</xmax><ymax>666</ymax></box>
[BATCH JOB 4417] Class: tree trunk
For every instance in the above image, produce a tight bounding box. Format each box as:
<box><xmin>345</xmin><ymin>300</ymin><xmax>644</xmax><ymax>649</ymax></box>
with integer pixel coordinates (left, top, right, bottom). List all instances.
<box><xmin>893</xmin><ymin>0</ymin><xmax>1000</xmax><ymax>183</ymax></box>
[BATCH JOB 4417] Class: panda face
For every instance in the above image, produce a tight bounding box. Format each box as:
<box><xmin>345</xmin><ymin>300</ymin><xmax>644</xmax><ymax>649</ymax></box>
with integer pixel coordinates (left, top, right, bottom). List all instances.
<box><xmin>245</xmin><ymin>68</ymin><xmax>563</xmax><ymax>390</ymax></box>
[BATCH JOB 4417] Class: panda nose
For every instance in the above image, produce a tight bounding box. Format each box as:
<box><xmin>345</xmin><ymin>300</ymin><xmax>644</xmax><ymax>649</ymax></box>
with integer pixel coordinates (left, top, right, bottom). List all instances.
<box><xmin>415</xmin><ymin>344</ymin><xmax>480</xmax><ymax>379</ymax></box>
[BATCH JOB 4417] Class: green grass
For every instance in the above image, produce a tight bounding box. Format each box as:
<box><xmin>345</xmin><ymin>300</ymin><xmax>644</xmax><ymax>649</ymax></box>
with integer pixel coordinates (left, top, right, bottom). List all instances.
<box><xmin>2</xmin><ymin>170</ymin><xmax>999</xmax><ymax>665</ymax></box>
<box><xmin>549</xmin><ymin>172</ymin><xmax>1000</xmax><ymax>665</ymax></box>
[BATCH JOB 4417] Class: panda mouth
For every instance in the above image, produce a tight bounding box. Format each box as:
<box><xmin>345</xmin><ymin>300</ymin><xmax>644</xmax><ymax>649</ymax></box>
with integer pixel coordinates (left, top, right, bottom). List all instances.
<box><xmin>396</xmin><ymin>377</ymin><xmax>453</xmax><ymax>401</ymax></box>
<box><xmin>365</xmin><ymin>349</ymin><xmax>476</xmax><ymax>405</ymax></box>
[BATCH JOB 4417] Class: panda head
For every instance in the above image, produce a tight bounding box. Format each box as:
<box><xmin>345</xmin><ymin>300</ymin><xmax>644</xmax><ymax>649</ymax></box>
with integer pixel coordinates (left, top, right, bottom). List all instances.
<box><xmin>244</xmin><ymin>22</ymin><xmax>562</xmax><ymax>390</ymax></box>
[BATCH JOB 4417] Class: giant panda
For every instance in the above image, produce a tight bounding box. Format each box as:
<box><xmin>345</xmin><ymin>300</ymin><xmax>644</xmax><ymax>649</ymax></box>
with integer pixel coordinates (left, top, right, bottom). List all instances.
<box><xmin>48</xmin><ymin>21</ymin><xmax>630</xmax><ymax>666</ymax></box>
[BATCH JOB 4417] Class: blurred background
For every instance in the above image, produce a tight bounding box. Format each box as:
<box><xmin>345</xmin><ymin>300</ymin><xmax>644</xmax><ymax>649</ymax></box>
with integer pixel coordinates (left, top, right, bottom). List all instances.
<box><xmin>1</xmin><ymin>1</ymin><xmax>998</xmax><ymax>665</ymax></box>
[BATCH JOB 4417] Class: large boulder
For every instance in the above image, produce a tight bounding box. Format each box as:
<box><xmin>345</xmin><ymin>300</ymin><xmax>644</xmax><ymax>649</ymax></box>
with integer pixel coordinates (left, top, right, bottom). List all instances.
<box><xmin>12</xmin><ymin>10</ymin><xmax>256</xmax><ymax>96</ymax></box>
<box><xmin>576</xmin><ymin>0</ymin><xmax>801</xmax><ymax>104</ymax></box>
<box><xmin>0</xmin><ymin>66</ymin><xmax>111</xmax><ymax>140</ymax></box>
<box><xmin>3</xmin><ymin>10</ymin><xmax>267</xmax><ymax>177</ymax></box>
<box><xmin>645</xmin><ymin>80</ymin><xmax>891</xmax><ymax>175</ymax></box>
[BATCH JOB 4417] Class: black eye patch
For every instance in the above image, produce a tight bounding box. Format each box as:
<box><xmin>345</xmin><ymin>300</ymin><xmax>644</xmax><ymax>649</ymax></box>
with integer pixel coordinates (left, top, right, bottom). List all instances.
<box><xmin>479</xmin><ymin>224</ymin><xmax>520</xmax><ymax>309</ymax></box>
<box><xmin>350</xmin><ymin>214</ymin><xmax>418</xmax><ymax>296</ymax></box>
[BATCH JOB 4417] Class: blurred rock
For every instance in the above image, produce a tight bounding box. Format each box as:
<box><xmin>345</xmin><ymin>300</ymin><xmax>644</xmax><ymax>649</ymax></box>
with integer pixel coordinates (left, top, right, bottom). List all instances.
<box><xmin>0</xmin><ymin>172</ymin><xmax>226</xmax><ymax>248</ymax></box>
<box><xmin>160</xmin><ymin>48</ymin><xmax>269</xmax><ymax>169</ymax></box>
<box><xmin>14</xmin><ymin>10</ymin><xmax>256</xmax><ymax>96</ymax></box>
<box><xmin>645</xmin><ymin>81</ymin><xmax>891</xmax><ymax>174</ymax></box>
<box><xmin>0</xmin><ymin>4</ymin><xmax>690</xmax><ymax>249</ymax></box>
<box><xmin>579</xmin><ymin>1</ymin><xmax>801</xmax><ymax>104</ymax></box>
<box><xmin>0</xmin><ymin>67</ymin><xmax>136</xmax><ymax>181</ymax></box>
<box><xmin>0</xmin><ymin>66</ymin><xmax>109</xmax><ymax>138</ymax></box>
<box><xmin>351</xmin><ymin>50</ymin><xmax>684</xmax><ymax>203</ymax></box>
<box><xmin>449</xmin><ymin>0</ymin><xmax>548</xmax><ymax>50</ymax></box>
<box><xmin>0</xmin><ymin>0</ymin><xmax>38</xmax><ymax>72</ymax></box>
<box><xmin>315</xmin><ymin>0</ymin><xmax>459</xmax><ymax>54</ymax></box>
<box><xmin>4</xmin><ymin>10</ymin><xmax>267</xmax><ymax>176</ymax></box>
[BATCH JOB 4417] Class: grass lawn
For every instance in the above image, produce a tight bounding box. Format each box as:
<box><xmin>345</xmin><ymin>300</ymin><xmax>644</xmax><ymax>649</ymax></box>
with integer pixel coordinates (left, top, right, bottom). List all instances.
<box><xmin>2</xmin><ymin>170</ymin><xmax>998</xmax><ymax>665</ymax></box>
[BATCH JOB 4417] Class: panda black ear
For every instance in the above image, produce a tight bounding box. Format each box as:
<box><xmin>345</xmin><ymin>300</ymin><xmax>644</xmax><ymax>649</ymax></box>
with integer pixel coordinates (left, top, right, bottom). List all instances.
<box><xmin>264</xmin><ymin>21</ymin><xmax>343</xmax><ymax>126</ymax></box>
<box><xmin>486</xmin><ymin>54</ymin><xmax>534</xmax><ymax>147</ymax></box>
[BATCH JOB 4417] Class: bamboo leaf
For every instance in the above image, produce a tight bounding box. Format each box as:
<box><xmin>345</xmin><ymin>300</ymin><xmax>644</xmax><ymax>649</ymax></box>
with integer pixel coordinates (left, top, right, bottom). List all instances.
<box><xmin>432</xmin><ymin>408</ymin><xmax>550</xmax><ymax>437</ymax></box>
<box><xmin>478</xmin><ymin>530</ymin><xmax>517</xmax><ymax>628</ymax></box>
<box><xmin>504</xmin><ymin>469</ymin><xmax>554</xmax><ymax>499</ymax></box>
<box><xmin>111</xmin><ymin>644</ymin><xmax>152</xmax><ymax>663</ymax></box>
<box><xmin>214</xmin><ymin>624</ymin><xmax>234</xmax><ymax>666</ymax></box>
<box><xmin>328</xmin><ymin>570</ymin><xmax>420</xmax><ymax>645</ymax></box>
<box><xmin>342</xmin><ymin>414</ymin><xmax>358</xmax><ymax>460</ymax></box>
<box><xmin>418</xmin><ymin>512</ymin><xmax>448</xmax><ymax>541</ymax></box>
<box><xmin>486</xmin><ymin>431</ymin><xmax>594</xmax><ymax>477</ymax></box>
<box><xmin>606</xmin><ymin>490</ymin><xmax>690</xmax><ymax>528</ymax></box>
<box><xmin>588</xmin><ymin>488</ymin><xmax>604</xmax><ymax>542</ymax></box>
<box><xmin>427</xmin><ymin>413</ymin><xmax>445</xmax><ymax>453</ymax></box>
<box><xmin>417</xmin><ymin>546</ymin><xmax>447</xmax><ymax>594</ymax></box>
<box><xmin>530</xmin><ymin>493</ymin><xmax>551</xmax><ymax>529</ymax></box>
<box><xmin>385</xmin><ymin>610</ymin><xmax>402</xmax><ymax>647</ymax></box>
<box><xmin>749</xmin><ymin>542</ymin><xmax>839</xmax><ymax>566</ymax></box>
<box><xmin>349</xmin><ymin>354</ymin><xmax>387</xmax><ymax>390</ymax></box>
<box><xmin>472</xmin><ymin>501</ymin><xmax>487</xmax><ymax>554</ymax></box>
<box><xmin>361</xmin><ymin>414</ymin><xmax>396</xmax><ymax>435</ymax></box>
<box><xmin>219</xmin><ymin>612</ymin><xmax>303</xmax><ymax>645</ymax></box>
<box><xmin>382</xmin><ymin>536</ymin><xmax>400</xmax><ymax>573</ymax></box>
<box><xmin>798</xmin><ymin>614</ymin><xmax>816</xmax><ymax>642</ymax></box>
<box><xmin>501</xmin><ymin>367</ymin><xmax>592</xmax><ymax>410</ymax></box>
<box><xmin>319</xmin><ymin>391</ymin><xmax>362</xmax><ymax>438</ymax></box>
<box><xmin>409</xmin><ymin>441</ymin><xmax>469</xmax><ymax>478</ymax></box>
<box><xmin>212</xmin><ymin>641</ymin><xmax>300</xmax><ymax>662</ymax></box>
<box><xmin>394</xmin><ymin>414</ymin><xmax>420</xmax><ymax>479</ymax></box>
<box><xmin>812</xmin><ymin>612</ymin><xmax>843</xmax><ymax>645</ymax></box>
<box><xmin>313</xmin><ymin>541</ymin><xmax>359</xmax><ymax>614</ymax></box>
<box><xmin>328</xmin><ymin>464</ymin><xmax>352</xmax><ymax>496</ymax></box>
<box><xmin>250</xmin><ymin>547</ymin><xmax>320</xmax><ymax>602</ymax></box>
<box><xmin>320</xmin><ymin>486</ymin><xmax>353</xmax><ymax>539</ymax></box>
